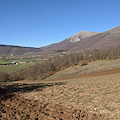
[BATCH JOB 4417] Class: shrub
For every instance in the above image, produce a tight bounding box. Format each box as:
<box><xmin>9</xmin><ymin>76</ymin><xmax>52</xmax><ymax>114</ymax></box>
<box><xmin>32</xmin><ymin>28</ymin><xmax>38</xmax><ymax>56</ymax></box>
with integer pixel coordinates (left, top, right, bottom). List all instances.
<box><xmin>0</xmin><ymin>72</ymin><xmax>9</xmax><ymax>82</ymax></box>
<box><xmin>9</xmin><ymin>71</ymin><xmax>23</xmax><ymax>82</ymax></box>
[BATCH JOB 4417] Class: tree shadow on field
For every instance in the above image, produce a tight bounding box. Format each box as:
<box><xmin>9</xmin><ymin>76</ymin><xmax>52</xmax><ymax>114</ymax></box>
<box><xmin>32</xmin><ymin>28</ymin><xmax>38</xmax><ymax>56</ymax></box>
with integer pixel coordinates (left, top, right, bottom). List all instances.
<box><xmin>0</xmin><ymin>82</ymin><xmax>66</xmax><ymax>94</ymax></box>
<box><xmin>0</xmin><ymin>87</ymin><xmax>14</xmax><ymax>101</ymax></box>
<box><xmin>0</xmin><ymin>82</ymin><xmax>66</xmax><ymax>101</ymax></box>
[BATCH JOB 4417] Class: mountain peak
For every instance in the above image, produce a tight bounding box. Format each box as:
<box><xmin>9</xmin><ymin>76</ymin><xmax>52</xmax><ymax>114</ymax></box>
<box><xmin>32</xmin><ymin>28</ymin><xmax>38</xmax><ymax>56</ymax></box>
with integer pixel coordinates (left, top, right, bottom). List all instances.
<box><xmin>67</xmin><ymin>31</ymin><xmax>98</xmax><ymax>43</ymax></box>
<box><xmin>41</xmin><ymin>26</ymin><xmax>120</xmax><ymax>54</ymax></box>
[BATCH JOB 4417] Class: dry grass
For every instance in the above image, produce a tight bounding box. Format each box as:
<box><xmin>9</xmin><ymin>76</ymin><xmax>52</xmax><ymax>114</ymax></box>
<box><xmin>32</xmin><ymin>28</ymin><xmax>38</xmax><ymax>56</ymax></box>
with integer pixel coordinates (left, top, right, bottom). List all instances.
<box><xmin>45</xmin><ymin>58</ymin><xmax>120</xmax><ymax>80</ymax></box>
<box><xmin>21</xmin><ymin>73</ymin><xmax>120</xmax><ymax>120</ymax></box>
<box><xmin>3</xmin><ymin>59</ymin><xmax>120</xmax><ymax>119</ymax></box>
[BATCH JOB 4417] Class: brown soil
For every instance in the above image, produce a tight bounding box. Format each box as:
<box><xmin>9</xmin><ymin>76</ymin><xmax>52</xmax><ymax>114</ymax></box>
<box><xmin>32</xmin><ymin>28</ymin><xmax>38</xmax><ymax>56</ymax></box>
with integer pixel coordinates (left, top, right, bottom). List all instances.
<box><xmin>1</xmin><ymin>68</ymin><xmax>119</xmax><ymax>120</ymax></box>
<box><xmin>0</xmin><ymin>90</ymin><xmax>104</xmax><ymax>120</ymax></box>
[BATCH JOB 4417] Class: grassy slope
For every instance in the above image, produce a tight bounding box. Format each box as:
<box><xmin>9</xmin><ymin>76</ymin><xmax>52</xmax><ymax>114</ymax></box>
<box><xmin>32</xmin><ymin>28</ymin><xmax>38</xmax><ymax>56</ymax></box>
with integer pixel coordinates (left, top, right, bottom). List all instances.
<box><xmin>45</xmin><ymin>58</ymin><xmax>120</xmax><ymax>80</ymax></box>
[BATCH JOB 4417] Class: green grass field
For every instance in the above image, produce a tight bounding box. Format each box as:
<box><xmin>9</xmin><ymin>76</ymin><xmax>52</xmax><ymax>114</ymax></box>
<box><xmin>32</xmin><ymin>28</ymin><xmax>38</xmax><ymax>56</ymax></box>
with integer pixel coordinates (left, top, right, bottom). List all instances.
<box><xmin>0</xmin><ymin>58</ymin><xmax>44</xmax><ymax>74</ymax></box>
<box><xmin>0</xmin><ymin>58</ymin><xmax>43</xmax><ymax>64</ymax></box>
<box><xmin>0</xmin><ymin>63</ymin><xmax>31</xmax><ymax>74</ymax></box>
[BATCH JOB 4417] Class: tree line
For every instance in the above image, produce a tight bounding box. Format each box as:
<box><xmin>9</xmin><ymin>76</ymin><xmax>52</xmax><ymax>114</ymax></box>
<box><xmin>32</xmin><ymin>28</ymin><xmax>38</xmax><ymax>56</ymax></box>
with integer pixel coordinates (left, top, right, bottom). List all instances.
<box><xmin>0</xmin><ymin>45</ymin><xmax>120</xmax><ymax>82</ymax></box>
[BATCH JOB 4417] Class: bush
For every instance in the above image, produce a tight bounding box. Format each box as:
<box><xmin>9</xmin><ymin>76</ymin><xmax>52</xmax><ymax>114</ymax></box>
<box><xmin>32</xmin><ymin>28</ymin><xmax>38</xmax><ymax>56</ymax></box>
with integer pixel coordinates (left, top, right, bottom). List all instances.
<box><xmin>0</xmin><ymin>72</ymin><xmax>9</xmax><ymax>82</ymax></box>
<box><xmin>9</xmin><ymin>71</ymin><xmax>23</xmax><ymax>82</ymax></box>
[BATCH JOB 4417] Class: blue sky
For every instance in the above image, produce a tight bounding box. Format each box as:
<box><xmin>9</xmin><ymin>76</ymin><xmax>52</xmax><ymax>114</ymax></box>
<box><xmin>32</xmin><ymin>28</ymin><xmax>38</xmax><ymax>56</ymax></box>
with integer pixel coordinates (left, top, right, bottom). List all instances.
<box><xmin>0</xmin><ymin>0</ymin><xmax>120</xmax><ymax>47</ymax></box>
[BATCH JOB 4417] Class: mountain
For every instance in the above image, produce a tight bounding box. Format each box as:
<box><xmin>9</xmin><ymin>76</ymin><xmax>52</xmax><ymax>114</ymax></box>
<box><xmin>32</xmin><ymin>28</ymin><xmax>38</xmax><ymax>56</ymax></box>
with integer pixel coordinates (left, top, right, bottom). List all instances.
<box><xmin>0</xmin><ymin>45</ymin><xmax>41</xmax><ymax>55</ymax></box>
<box><xmin>1</xmin><ymin>26</ymin><xmax>120</xmax><ymax>55</ymax></box>
<box><xmin>72</xmin><ymin>26</ymin><xmax>120</xmax><ymax>51</ymax></box>
<box><xmin>41</xmin><ymin>31</ymin><xmax>98</xmax><ymax>54</ymax></box>
<box><xmin>41</xmin><ymin>26</ymin><xmax>120</xmax><ymax>54</ymax></box>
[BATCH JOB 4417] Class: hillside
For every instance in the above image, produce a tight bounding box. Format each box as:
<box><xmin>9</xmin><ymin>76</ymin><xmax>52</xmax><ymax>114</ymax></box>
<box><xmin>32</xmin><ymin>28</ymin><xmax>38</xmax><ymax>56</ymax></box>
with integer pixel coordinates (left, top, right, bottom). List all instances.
<box><xmin>45</xmin><ymin>58</ymin><xmax>120</xmax><ymax>80</ymax></box>
<box><xmin>0</xmin><ymin>44</ymin><xmax>41</xmax><ymax>55</ymax></box>
<box><xmin>2</xmin><ymin>60</ymin><xmax>120</xmax><ymax>119</ymax></box>
<box><xmin>41</xmin><ymin>26</ymin><xmax>120</xmax><ymax>54</ymax></box>
<box><xmin>41</xmin><ymin>31</ymin><xmax>98</xmax><ymax>54</ymax></box>
<box><xmin>72</xmin><ymin>26</ymin><xmax>120</xmax><ymax>51</ymax></box>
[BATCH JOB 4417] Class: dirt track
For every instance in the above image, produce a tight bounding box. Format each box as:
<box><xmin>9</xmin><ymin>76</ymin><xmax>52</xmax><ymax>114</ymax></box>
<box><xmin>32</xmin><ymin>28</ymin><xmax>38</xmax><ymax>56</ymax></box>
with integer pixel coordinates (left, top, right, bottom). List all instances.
<box><xmin>43</xmin><ymin>68</ymin><xmax>120</xmax><ymax>82</ymax></box>
<box><xmin>11</xmin><ymin>68</ymin><xmax>120</xmax><ymax>84</ymax></box>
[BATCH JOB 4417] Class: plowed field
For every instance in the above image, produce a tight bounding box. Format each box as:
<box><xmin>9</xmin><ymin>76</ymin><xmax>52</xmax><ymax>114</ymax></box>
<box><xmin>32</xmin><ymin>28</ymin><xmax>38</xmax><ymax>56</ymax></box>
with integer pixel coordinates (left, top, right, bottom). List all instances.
<box><xmin>0</xmin><ymin>67</ymin><xmax>120</xmax><ymax>120</ymax></box>
<box><xmin>0</xmin><ymin>89</ymin><xmax>103</xmax><ymax>120</ymax></box>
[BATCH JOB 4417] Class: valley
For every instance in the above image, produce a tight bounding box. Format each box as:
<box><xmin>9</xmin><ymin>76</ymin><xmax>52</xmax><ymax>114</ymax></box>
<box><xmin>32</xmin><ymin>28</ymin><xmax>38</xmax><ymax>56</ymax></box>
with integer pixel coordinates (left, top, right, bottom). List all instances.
<box><xmin>1</xmin><ymin>58</ymin><xmax>120</xmax><ymax>119</ymax></box>
<box><xmin>0</xmin><ymin>64</ymin><xmax>120</xmax><ymax>119</ymax></box>
<box><xmin>0</xmin><ymin>26</ymin><xmax>120</xmax><ymax>120</ymax></box>
<box><xmin>0</xmin><ymin>57</ymin><xmax>44</xmax><ymax>74</ymax></box>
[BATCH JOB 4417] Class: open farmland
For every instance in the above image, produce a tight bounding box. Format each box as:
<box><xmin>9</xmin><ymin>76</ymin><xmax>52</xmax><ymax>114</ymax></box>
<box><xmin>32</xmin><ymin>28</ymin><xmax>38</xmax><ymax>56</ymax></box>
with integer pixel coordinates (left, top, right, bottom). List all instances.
<box><xmin>21</xmin><ymin>72</ymin><xmax>120</xmax><ymax>120</ymax></box>
<box><xmin>0</xmin><ymin>63</ymin><xmax>31</xmax><ymax>74</ymax></box>
<box><xmin>0</xmin><ymin>67</ymin><xmax>120</xmax><ymax>119</ymax></box>
<box><xmin>0</xmin><ymin>82</ymin><xmax>104</xmax><ymax>120</ymax></box>
<box><xmin>0</xmin><ymin>58</ymin><xmax>120</xmax><ymax>119</ymax></box>
<box><xmin>0</xmin><ymin>58</ymin><xmax>44</xmax><ymax>74</ymax></box>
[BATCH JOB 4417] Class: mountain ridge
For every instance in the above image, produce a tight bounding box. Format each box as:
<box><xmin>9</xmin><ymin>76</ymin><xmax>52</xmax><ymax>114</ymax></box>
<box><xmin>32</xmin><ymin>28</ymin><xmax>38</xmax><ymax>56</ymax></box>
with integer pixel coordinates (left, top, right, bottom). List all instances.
<box><xmin>0</xmin><ymin>26</ymin><xmax>120</xmax><ymax>55</ymax></box>
<box><xmin>0</xmin><ymin>44</ymin><xmax>41</xmax><ymax>55</ymax></box>
<box><xmin>41</xmin><ymin>26</ymin><xmax>120</xmax><ymax>54</ymax></box>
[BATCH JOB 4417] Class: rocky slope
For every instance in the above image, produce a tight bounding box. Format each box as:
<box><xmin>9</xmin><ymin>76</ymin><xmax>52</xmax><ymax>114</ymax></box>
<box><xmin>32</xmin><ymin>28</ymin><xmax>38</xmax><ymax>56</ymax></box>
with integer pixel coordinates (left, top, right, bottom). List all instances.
<box><xmin>65</xmin><ymin>31</ymin><xmax>98</xmax><ymax>43</ymax></box>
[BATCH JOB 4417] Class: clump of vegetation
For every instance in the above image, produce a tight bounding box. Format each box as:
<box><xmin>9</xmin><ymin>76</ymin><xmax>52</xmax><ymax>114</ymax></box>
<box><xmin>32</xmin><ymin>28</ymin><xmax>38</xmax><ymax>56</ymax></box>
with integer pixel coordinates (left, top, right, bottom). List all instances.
<box><xmin>0</xmin><ymin>72</ymin><xmax>9</xmax><ymax>82</ymax></box>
